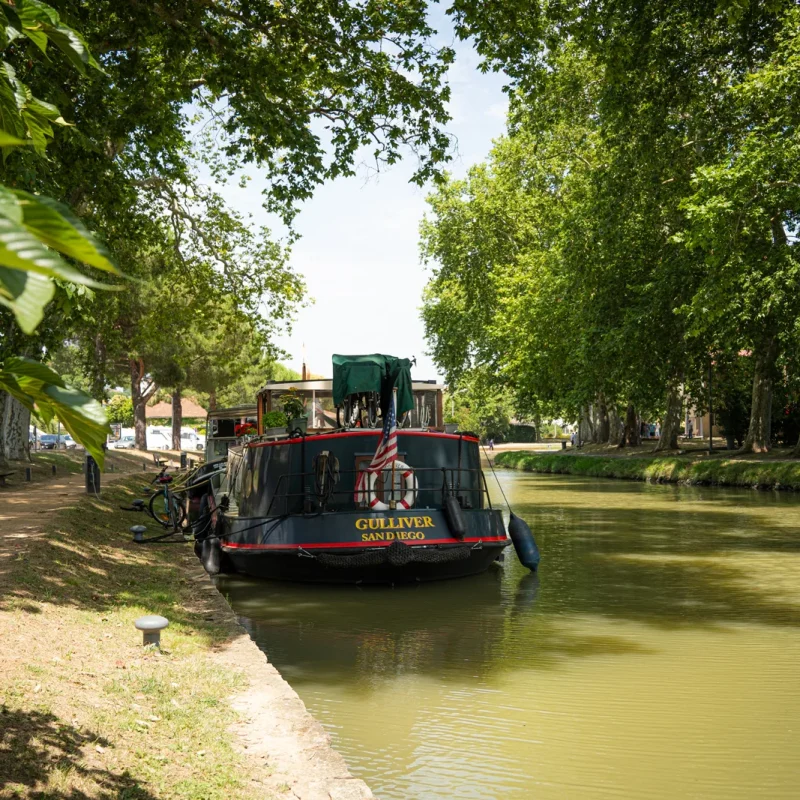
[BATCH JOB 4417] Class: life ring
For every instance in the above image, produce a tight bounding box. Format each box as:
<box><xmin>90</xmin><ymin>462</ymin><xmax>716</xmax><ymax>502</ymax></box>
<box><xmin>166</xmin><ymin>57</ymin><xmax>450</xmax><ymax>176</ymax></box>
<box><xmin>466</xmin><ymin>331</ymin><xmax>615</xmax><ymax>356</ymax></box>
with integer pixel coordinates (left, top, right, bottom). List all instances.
<box><xmin>367</xmin><ymin>461</ymin><xmax>418</xmax><ymax>510</ymax></box>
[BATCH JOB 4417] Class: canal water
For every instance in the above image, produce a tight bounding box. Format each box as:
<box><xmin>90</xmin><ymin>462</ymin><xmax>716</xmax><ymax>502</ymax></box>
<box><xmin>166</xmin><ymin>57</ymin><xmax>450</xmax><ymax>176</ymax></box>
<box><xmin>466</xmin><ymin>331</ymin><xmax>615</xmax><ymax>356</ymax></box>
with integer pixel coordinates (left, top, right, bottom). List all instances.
<box><xmin>218</xmin><ymin>472</ymin><xmax>800</xmax><ymax>799</ymax></box>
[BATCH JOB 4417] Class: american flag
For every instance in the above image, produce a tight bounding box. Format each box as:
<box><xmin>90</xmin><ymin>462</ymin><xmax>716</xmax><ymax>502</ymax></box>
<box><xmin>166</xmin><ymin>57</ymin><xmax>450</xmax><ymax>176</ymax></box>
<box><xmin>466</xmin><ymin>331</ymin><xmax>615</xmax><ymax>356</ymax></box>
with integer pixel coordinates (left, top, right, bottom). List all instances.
<box><xmin>355</xmin><ymin>389</ymin><xmax>398</xmax><ymax>504</ymax></box>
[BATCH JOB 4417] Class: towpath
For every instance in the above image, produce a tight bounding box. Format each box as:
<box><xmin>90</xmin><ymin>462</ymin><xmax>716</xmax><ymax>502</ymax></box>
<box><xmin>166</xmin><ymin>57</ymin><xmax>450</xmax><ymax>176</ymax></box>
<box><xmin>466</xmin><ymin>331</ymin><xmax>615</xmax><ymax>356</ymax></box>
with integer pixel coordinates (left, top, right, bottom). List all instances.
<box><xmin>0</xmin><ymin>452</ymin><xmax>373</xmax><ymax>800</ymax></box>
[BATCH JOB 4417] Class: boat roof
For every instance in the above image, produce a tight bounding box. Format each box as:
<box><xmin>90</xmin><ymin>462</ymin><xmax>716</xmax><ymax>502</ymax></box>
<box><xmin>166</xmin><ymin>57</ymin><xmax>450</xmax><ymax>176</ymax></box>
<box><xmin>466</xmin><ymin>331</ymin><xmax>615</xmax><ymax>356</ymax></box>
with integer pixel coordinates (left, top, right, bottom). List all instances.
<box><xmin>207</xmin><ymin>405</ymin><xmax>257</xmax><ymax>419</ymax></box>
<box><xmin>258</xmin><ymin>379</ymin><xmax>444</xmax><ymax>394</ymax></box>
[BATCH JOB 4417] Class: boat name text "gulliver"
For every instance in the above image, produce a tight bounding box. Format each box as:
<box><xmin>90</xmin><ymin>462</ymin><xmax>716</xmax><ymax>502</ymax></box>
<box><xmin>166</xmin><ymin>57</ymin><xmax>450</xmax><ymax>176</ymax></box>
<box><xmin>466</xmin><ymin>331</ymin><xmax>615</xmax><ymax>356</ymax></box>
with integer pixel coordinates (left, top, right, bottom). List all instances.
<box><xmin>356</xmin><ymin>516</ymin><xmax>436</xmax><ymax>542</ymax></box>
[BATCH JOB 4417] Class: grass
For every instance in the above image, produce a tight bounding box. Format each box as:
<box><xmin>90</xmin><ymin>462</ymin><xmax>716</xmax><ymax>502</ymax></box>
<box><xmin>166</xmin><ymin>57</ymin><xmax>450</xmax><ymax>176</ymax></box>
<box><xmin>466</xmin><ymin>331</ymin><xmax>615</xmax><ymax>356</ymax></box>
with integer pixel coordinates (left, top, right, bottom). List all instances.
<box><xmin>0</xmin><ymin>478</ymin><xmax>275</xmax><ymax>800</ymax></box>
<box><xmin>495</xmin><ymin>450</ymin><xmax>800</xmax><ymax>490</ymax></box>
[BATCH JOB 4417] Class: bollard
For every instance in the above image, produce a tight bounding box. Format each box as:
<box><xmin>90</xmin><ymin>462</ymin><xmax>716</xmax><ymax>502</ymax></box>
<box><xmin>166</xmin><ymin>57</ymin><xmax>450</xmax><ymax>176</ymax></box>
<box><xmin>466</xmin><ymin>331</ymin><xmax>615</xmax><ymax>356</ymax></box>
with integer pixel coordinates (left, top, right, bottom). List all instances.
<box><xmin>85</xmin><ymin>454</ymin><xmax>101</xmax><ymax>494</ymax></box>
<box><xmin>561</xmin><ymin>440</ymin><xmax>566</xmax><ymax>450</ymax></box>
<box><xmin>142</xmin><ymin>462</ymin><xmax>146</xmax><ymax>472</ymax></box>
<box><xmin>134</xmin><ymin>615</ymin><xmax>168</xmax><ymax>647</ymax></box>
<box><xmin>189</xmin><ymin>458</ymin><xmax>195</xmax><ymax>469</ymax></box>
<box><xmin>130</xmin><ymin>524</ymin><xmax>147</xmax><ymax>542</ymax></box>
<box><xmin>24</xmin><ymin>467</ymin><xmax>31</xmax><ymax>481</ymax></box>
<box><xmin>51</xmin><ymin>464</ymin><xmax>56</xmax><ymax>475</ymax></box>
<box><xmin>180</xmin><ymin>452</ymin><xmax>187</xmax><ymax>469</ymax></box>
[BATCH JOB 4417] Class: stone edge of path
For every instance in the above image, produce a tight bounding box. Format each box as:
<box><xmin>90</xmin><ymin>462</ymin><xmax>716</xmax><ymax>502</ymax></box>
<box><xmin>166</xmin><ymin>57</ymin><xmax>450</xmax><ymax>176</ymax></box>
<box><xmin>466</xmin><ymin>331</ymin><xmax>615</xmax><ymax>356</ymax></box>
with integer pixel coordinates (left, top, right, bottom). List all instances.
<box><xmin>185</xmin><ymin>556</ymin><xmax>375</xmax><ymax>800</ymax></box>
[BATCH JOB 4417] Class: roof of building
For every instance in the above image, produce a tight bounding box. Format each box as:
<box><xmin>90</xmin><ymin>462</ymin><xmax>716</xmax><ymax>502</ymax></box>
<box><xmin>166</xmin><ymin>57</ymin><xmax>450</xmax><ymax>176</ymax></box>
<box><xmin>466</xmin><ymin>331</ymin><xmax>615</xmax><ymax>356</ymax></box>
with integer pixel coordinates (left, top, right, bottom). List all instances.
<box><xmin>146</xmin><ymin>397</ymin><xmax>207</xmax><ymax>419</ymax></box>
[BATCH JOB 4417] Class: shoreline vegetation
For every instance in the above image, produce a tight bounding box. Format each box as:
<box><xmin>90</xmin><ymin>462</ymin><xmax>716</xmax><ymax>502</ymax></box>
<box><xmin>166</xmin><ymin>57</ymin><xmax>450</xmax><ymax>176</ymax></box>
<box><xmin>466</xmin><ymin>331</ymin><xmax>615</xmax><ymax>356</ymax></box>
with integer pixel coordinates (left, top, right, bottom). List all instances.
<box><xmin>0</xmin><ymin>458</ymin><xmax>371</xmax><ymax>800</ymax></box>
<box><xmin>495</xmin><ymin>450</ymin><xmax>800</xmax><ymax>491</ymax></box>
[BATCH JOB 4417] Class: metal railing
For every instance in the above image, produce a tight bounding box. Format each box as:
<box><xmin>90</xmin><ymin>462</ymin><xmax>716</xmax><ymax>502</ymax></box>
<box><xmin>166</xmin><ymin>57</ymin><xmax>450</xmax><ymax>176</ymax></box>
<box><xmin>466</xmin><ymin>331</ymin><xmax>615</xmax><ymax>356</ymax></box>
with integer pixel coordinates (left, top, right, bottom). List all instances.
<box><xmin>247</xmin><ymin>466</ymin><xmax>492</xmax><ymax>517</ymax></box>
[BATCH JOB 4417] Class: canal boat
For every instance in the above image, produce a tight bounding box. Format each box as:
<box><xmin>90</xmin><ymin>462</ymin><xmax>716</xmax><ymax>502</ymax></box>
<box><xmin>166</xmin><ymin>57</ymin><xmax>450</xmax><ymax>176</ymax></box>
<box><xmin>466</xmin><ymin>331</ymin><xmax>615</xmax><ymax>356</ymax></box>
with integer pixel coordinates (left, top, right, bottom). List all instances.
<box><xmin>191</xmin><ymin>354</ymin><xmax>533</xmax><ymax>584</ymax></box>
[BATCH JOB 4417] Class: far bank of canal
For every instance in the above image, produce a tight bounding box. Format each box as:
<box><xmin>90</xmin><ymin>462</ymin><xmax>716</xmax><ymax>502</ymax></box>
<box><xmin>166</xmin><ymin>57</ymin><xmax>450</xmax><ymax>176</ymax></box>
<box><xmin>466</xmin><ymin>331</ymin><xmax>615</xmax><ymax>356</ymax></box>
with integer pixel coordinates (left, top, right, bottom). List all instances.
<box><xmin>219</xmin><ymin>470</ymin><xmax>800</xmax><ymax>800</ymax></box>
<box><xmin>496</xmin><ymin>449</ymin><xmax>800</xmax><ymax>490</ymax></box>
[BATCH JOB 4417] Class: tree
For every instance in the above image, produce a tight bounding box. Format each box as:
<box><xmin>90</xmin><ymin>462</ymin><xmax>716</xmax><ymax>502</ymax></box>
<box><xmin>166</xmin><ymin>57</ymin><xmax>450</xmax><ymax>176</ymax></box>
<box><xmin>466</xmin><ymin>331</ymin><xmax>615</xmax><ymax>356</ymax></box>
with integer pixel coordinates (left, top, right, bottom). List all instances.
<box><xmin>0</xmin><ymin>0</ymin><xmax>118</xmax><ymax>466</ymax></box>
<box><xmin>106</xmin><ymin>393</ymin><xmax>133</xmax><ymax>426</ymax></box>
<box><xmin>422</xmin><ymin>1</ymin><xmax>798</xmax><ymax>455</ymax></box>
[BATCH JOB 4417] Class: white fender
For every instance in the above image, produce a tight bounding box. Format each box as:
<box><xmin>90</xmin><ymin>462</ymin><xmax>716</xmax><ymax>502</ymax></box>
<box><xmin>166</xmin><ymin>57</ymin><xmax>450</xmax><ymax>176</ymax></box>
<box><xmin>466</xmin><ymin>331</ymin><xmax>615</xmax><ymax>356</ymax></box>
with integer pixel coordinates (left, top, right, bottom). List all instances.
<box><xmin>366</xmin><ymin>461</ymin><xmax>418</xmax><ymax>510</ymax></box>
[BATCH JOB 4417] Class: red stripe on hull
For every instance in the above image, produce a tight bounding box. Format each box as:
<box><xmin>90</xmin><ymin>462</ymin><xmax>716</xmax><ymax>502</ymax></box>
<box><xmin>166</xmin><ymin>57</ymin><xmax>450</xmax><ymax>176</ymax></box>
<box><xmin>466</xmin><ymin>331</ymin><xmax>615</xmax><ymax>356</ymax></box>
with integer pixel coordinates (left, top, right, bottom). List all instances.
<box><xmin>222</xmin><ymin>536</ymin><xmax>508</xmax><ymax>551</ymax></box>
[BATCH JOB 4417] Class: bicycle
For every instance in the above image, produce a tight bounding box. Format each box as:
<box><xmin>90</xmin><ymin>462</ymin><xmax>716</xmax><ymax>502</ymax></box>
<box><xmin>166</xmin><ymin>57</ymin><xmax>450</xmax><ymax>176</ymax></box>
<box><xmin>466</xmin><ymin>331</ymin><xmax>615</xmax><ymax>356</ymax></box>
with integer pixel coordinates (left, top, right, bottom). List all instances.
<box><xmin>147</xmin><ymin>470</ymin><xmax>187</xmax><ymax>530</ymax></box>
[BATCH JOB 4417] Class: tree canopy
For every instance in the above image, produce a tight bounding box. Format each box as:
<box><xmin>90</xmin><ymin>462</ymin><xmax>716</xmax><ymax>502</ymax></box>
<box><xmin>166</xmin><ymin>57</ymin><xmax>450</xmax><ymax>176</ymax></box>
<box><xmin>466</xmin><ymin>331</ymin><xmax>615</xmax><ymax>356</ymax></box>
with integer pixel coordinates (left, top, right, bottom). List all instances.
<box><xmin>423</xmin><ymin>0</ymin><xmax>800</xmax><ymax>453</ymax></box>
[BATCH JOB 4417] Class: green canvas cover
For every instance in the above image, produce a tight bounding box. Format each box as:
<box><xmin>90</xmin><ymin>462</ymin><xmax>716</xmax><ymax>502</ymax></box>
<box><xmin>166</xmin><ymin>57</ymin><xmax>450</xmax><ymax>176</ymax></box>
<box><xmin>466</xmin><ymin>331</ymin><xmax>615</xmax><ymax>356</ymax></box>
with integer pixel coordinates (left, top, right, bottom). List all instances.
<box><xmin>332</xmin><ymin>354</ymin><xmax>414</xmax><ymax>416</ymax></box>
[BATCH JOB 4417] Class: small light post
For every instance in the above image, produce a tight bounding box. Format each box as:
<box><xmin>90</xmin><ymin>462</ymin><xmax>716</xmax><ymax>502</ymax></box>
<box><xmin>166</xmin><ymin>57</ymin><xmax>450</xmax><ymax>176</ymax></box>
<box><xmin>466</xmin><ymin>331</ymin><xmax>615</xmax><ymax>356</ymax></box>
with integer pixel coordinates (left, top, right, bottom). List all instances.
<box><xmin>134</xmin><ymin>615</ymin><xmax>168</xmax><ymax>647</ymax></box>
<box><xmin>130</xmin><ymin>525</ymin><xmax>147</xmax><ymax>542</ymax></box>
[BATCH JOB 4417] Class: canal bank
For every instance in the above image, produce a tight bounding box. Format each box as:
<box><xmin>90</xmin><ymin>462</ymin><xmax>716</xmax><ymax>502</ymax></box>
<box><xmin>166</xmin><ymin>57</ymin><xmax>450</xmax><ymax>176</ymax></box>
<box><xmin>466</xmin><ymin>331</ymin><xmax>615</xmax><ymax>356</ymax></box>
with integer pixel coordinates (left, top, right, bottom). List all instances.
<box><xmin>0</xmin><ymin>472</ymin><xmax>371</xmax><ymax>800</ymax></box>
<box><xmin>495</xmin><ymin>449</ymin><xmax>800</xmax><ymax>490</ymax></box>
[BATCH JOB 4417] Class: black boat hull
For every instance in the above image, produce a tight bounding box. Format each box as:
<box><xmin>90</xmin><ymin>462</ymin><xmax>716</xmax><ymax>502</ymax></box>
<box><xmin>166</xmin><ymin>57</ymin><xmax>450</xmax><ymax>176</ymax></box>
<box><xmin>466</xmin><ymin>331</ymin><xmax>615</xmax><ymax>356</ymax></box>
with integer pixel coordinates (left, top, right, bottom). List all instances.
<box><xmin>222</xmin><ymin>542</ymin><xmax>506</xmax><ymax>584</ymax></box>
<box><xmin>217</xmin><ymin>507</ymin><xmax>509</xmax><ymax>584</ymax></box>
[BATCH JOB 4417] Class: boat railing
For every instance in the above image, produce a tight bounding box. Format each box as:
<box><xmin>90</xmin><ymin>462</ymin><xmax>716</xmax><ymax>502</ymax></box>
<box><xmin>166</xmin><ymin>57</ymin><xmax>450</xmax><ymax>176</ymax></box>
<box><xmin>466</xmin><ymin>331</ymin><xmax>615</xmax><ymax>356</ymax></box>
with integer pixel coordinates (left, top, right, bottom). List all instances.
<box><xmin>258</xmin><ymin>467</ymin><xmax>492</xmax><ymax>517</ymax></box>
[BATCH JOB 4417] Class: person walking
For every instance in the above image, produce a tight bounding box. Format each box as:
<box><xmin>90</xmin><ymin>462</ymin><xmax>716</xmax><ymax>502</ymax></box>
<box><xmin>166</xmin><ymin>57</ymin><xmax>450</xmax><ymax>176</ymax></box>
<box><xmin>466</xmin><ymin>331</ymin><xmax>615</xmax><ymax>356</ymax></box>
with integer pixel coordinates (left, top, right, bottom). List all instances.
<box><xmin>488</xmin><ymin>438</ymin><xmax>494</xmax><ymax>451</ymax></box>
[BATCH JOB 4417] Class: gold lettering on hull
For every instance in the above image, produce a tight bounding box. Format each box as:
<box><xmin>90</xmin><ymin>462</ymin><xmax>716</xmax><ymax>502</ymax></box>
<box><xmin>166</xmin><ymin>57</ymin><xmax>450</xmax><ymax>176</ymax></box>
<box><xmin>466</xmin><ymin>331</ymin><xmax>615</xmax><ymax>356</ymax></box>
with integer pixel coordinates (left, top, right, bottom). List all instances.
<box><xmin>355</xmin><ymin>515</ymin><xmax>437</xmax><ymax>542</ymax></box>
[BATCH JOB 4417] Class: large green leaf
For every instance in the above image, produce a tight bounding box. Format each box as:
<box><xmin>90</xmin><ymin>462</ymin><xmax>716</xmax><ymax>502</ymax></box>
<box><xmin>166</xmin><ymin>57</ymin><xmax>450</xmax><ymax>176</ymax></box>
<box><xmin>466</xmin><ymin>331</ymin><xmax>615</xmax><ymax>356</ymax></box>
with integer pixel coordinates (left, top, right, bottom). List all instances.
<box><xmin>13</xmin><ymin>191</ymin><xmax>118</xmax><ymax>273</ymax></box>
<box><xmin>0</xmin><ymin>212</ymin><xmax>119</xmax><ymax>286</ymax></box>
<box><xmin>0</xmin><ymin>356</ymin><xmax>109</xmax><ymax>466</ymax></box>
<box><xmin>44</xmin><ymin>25</ymin><xmax>100</xmax><ymax>75</ymax></box>
<box><xmin>0</xmin><ymin>265</ymin><xmax>54</xmax><ymax>332</ymax></box>
<box><xmin>0</xmin><ymin>130</ymin><xmax>29</xmax><ymax>147</ymax></box>
<box><xmin>4</xmin><ymin>355</ymin><xmax>65</xmax><ymax>386</ymax></box>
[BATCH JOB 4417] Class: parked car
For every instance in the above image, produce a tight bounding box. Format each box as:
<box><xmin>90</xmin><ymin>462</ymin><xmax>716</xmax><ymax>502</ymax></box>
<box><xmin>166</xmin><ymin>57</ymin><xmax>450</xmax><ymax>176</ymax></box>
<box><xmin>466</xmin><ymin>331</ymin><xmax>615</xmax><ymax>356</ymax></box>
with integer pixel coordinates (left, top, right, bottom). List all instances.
<box><xmin>180</xmin><ymin>431</ymin><xmax>205</xmax><ymax>451</ymax></box>
<box><xmin>62</xmin><ymin>434</ymin><xmax>78</xmax><ymax>449</ymax></box>
<box><xmin>109</xmin><ymin>435</ymin><xmax>135</xmax><ymax>450</ymax></box>
<box><xmin>146</xmin><ymin>429</ymin><xmax>170</xmax><ymax>450</ymax></box>
<box><xmin>39</xmin><ymin>434</ymin><xmax>59</xmax><ymax>450</ymax></box>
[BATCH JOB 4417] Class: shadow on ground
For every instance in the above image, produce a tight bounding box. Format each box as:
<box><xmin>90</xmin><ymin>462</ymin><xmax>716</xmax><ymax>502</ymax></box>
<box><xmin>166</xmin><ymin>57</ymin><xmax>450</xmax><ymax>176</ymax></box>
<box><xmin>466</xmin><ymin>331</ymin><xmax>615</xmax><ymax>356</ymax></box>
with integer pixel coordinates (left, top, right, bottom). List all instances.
<box><xmin>0</xmin><ymin>706</ymin><xmax>158</xmax><ymax>799</ymax></box>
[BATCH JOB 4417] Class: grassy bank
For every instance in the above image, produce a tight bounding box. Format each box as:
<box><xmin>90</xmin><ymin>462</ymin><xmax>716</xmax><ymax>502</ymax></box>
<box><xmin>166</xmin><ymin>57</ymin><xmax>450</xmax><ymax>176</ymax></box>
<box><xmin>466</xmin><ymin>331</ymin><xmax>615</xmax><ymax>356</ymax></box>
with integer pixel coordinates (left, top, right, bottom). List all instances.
<box><xmin>494</xmin><ymin>451</ymin><xmax>800</xmax><ymax>490</ymax></box>
<box><xmin>0</xmin><ymin>478</ymin><xmax>275</xmax><ymax>800</ymax></box>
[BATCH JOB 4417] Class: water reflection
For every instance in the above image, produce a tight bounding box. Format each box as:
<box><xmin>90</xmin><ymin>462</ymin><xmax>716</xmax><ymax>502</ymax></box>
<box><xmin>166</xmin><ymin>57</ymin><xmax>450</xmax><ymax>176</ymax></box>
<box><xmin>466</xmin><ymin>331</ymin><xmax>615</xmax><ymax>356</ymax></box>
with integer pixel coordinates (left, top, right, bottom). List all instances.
<box><xmin>219</xmin><ymin>474</ymin><xmax>800</xmax><ymax>799</ymax></box>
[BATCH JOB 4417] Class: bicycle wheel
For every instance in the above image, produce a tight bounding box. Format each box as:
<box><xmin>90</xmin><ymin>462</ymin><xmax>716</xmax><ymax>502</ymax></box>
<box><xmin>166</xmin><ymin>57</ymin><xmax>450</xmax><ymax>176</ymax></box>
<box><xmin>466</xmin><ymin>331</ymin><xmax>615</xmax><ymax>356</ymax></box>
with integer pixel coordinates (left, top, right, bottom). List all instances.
<box><xmin>148</xmin><ymin>490</ymin><xmax>185</xmax><ymax>529</ymax></box>
<box><xmin>169</xmin><ymin>495</ymin><xmax>186</xmax><ymax>530</ymax></box>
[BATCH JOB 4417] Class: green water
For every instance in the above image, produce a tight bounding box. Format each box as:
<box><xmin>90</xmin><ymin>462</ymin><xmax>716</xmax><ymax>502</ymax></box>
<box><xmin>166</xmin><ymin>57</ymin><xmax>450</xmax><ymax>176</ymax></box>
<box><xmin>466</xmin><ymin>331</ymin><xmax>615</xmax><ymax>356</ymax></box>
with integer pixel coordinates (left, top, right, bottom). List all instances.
<box><xmin>218</xmin><ymin>472</ymin><xmax>800</xmax><ymax>799</ymax></box>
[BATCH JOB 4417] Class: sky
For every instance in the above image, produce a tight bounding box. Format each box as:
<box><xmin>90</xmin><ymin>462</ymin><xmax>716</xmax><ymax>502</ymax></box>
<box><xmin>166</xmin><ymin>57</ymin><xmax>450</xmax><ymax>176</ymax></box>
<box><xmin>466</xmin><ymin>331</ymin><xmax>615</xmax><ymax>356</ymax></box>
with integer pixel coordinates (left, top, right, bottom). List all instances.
<box><xmin>207</xmin><ymin>13</ymin><xmax>508</xmax><ymax>381</ymax></box>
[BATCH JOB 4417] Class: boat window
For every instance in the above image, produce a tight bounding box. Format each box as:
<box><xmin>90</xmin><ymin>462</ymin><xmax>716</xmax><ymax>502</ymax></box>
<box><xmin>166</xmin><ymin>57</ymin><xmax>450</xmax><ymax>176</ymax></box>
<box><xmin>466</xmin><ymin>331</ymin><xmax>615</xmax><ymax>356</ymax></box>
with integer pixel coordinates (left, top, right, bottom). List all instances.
<box><xmin>266</xmin><ymin>389</ymin><xmax>338</xmax><ymax>430</ymax></box>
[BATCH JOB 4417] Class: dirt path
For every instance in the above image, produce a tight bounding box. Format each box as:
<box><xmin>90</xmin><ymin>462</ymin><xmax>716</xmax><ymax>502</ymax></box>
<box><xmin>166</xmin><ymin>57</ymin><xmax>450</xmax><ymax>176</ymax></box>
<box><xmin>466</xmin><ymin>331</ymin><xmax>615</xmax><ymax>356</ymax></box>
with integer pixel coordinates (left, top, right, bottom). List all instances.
<box><xmin>0</xmin><ymin>462</ymin><xmax>374</xmax><ymax>800</ymax></box>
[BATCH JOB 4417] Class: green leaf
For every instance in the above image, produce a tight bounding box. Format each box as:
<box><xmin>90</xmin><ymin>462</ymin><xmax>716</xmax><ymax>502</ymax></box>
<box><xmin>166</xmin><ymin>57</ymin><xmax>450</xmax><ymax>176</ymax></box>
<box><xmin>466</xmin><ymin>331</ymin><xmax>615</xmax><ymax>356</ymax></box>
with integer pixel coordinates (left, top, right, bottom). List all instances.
<box><xmin>41</xmin><ymin>384</ymin><xmax>109</xmax><ymax>466</ymax></box>
<box><xmin>45</xmin><ymin>24</ymin><xmax>99</xmax><ymax>75</ymax></box>
<box><xmin>0</xmin><ymin>130</ymin><xmax>29</xmax><ymax>147</ymax></box>
<box><xmin>0</xmin><ymin>357</ymin><xmax>109</xmax><ymax>466</ymax></box>
<box><xmin>0</xmin><ymin>213</ymin><xmax>116</xmax><ymax>287</ymax></box>
<box><xmin>4</xmin><ymin>355</ymin><xmax>65</xmax><ymax>386</ymax></box>
<box><xmin>12</xmin><ymin>190</ymin><xmax>119</xmax><ymax>273</ymax></box>
<box><xmin>0</xmin><ymin>184</ymin><xmax>22</xmax><ymax>223</ymax></box>
<box><xmin>10</xmin><ymin>0</ymin><xmax>59</xmax><ymax>27</ymax></box>
<box><xmin>0</xmin><ymin>265</ymin><xmax>54</xmax><ymax>332</ymax></box>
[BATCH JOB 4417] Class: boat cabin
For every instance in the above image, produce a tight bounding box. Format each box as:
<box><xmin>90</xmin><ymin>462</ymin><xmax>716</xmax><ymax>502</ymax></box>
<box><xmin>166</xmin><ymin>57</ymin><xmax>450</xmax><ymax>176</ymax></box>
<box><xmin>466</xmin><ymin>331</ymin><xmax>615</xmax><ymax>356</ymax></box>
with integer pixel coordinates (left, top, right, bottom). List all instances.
<box><xmin>206</xmin><ymin>405</ymin><xmax>257</xmax><ymax>460</ymax></box>
<box><xmin>256</xmin><ymin>379</ymin><xmax>444</xmax><ymax>434</ymax></box>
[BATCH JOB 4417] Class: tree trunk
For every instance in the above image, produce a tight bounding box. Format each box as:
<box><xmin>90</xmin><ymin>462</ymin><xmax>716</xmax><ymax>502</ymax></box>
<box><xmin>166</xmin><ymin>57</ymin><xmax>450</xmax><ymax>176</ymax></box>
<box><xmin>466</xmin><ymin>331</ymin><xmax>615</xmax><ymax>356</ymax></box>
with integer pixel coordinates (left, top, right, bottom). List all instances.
<box><xmin>741</xmin><ymin>336</ymin><xmax>778</xmax><ymax>454</ymax></box>
<box><xmin>4</xmin><ymin>395</ymin><xmax>31</xmax><ymax>461</ymax></box>
<box><xmin>172</xmin><ymin>387</ymin><xmax>182</xmax><ymax>450</ymax></box>
<box><xmin>533</xmin><ymin>415</ymin><xmax>541</xmax><ymax>443</ymax></box>
<box><xmin>607</xmin><ymin>405</ymin><xmax>622</xmax><ymax>445</ymax></box>
<box><xmin>130</xmin><ymin>358</ymin><xmax>157</xmax><ymax>451</ymax></box>
<box><xmin>618</xmin><ymin>402</ymin><xmax>639</xmax><ymax>448</ymax></box>
<box><xmin>92</xmin><ymin>334</ymin><xmax>107</xmax><ymax>401</ymax></box>
<box><xmin>581</xmin><ymin>406</ymin><xmax>594</xmax><ymax>444</ymax></box>
<box><xmin>0</xmin><ymin>391</ymin><xmax>9</xmax><ymax>468</ymax></box>
<box><xmin>209</xmin><ymin>389</ymin><xmax>217</xmax><ymax>412</ymax></box>
<box><xmin>655</xmin><ymin>383</ymin><xmax>682</xmax><ymax>452</ymax></box>
<box><xmin>597</xmin><ymin>395</ymin><xmax>610</xmax><ymax>443</ymax></box>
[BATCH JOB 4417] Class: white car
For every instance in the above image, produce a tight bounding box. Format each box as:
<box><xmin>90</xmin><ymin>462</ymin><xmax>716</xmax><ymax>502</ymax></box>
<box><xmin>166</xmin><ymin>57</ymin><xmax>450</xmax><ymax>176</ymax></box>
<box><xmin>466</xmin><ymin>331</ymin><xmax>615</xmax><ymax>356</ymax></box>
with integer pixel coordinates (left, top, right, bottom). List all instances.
<box><xmin>109</xmin><ymin>435</ymin><xmax>135</xmax><ymax>449</ymax></box>
<box><xmin>146</xmin><ymin>430</ymin><xmax>170</xmax><ymax>450</ymax></box>
<box><xmin>181</xmin><ymin>431</ymin><xmax>205</xmax><ymax>451</ymax></box>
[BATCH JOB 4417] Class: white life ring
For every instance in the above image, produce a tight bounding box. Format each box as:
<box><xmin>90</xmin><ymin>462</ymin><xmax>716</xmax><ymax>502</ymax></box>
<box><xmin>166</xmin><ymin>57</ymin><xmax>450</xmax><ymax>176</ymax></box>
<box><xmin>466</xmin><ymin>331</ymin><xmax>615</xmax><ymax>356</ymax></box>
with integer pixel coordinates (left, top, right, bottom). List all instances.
<box><xmin>366</xmin><ymin>461</ymin><xmax>418</xmax><ymax>511</ymax></box>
